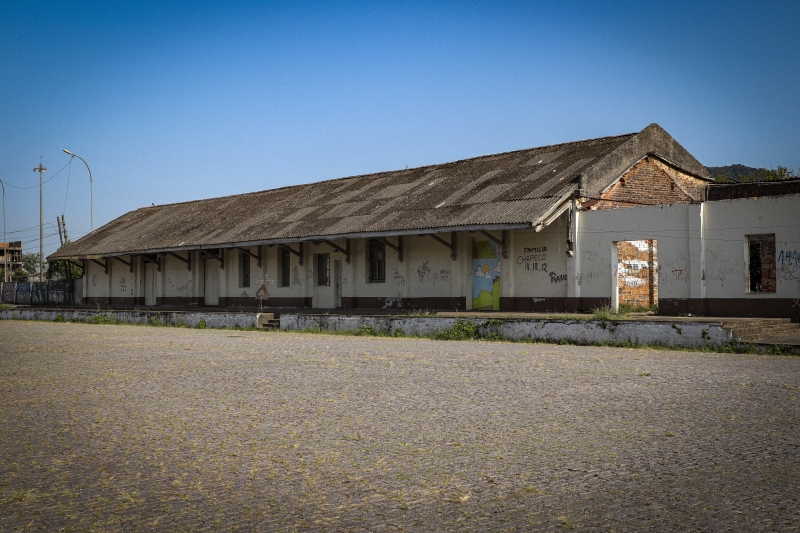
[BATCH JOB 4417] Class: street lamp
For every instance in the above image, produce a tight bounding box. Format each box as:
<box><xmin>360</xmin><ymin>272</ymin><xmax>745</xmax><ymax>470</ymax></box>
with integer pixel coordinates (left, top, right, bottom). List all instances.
<box><xmin>0</xmin><ymin>179</ymin><xmax>6</xmax><ymax>282</ymax></box>
<box><xmin>63</xmin><ymin>150</ymin><xmax>94</xmax><ymax>232</ymax></box>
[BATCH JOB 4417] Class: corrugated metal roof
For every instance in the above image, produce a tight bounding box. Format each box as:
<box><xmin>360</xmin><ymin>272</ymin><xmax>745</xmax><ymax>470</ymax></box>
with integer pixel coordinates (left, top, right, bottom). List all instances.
<box><xmin>50</xmin><ymin>131</ymin><xmax>639</xmax><ymax>259</ymax></box>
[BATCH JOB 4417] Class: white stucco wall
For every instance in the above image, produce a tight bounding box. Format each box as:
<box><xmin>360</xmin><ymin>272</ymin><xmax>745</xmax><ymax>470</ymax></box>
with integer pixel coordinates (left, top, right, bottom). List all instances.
<box><xmin>511</xmin><ymin>219</ymin><xmax>569</xmax><ymax>298</ymax></box>
<box><xmin>578</xmin><ymin>203</ymin><xmax>692</xmax><ymax>301</ymax></box>
<box><xmin>578</xmin><ymin>194</ymin><xmax>800</xmax><ymax>302</ymax></box>
<box><xmin>703</xmin><ymin>194</ymin><xmax>800</xmax><ymax>299</ymax></box>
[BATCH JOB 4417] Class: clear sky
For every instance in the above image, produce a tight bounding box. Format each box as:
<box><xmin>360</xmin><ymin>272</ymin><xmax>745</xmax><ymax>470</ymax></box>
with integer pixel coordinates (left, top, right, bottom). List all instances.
<box><xmin>1</xmin><ymin>0</ymin><xmax>798</xmax><ymax>258</ymax></box>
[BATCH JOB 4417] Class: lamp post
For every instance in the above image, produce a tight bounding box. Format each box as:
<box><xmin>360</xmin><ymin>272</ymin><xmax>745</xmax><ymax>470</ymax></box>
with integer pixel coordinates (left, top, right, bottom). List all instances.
<box><xmin>63</xmin><ymin>150</ymin><xmax>93</xmax><ymax>232</ymax></box>
<box><xmin>0</xmin><ymin>179</ymin><xmax>6</xmax><ymax>282</ymax></box>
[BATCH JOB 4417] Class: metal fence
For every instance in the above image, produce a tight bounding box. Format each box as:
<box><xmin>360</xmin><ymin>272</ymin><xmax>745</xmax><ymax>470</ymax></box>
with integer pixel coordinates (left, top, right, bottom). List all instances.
<box><xmin>0</xmin><ymin>281</ymin><xmax>69</xmax><ymax>305</ymax></box>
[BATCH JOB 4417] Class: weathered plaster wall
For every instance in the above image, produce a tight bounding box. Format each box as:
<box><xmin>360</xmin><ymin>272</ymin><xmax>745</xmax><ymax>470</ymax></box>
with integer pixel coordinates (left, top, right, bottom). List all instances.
<box><xmin>281</xmin><ymin>314</ymin><xmax>734</xmax><ymax>348</ymax></box>
<box><xmin>511</xmin><ymin>219</ymin><xmax>569</xmax><ymax>297</ymax></box>
<box><xmin>700</xmin><ymin>194</ymin><xmax>800</xmax><ymax>316</ymax></box>
<box><xmin>579</xmin><ymin>194</ymin><xmax>800</xmax><ymax>316</ymax></box>
<box><xmin>84</xmin><ymin>259</ymin><xmax>110</xmax><ymax>303</ymax></box>
<box><xmin>579</xmin><ymin>203</ymin><xmax>692</xmax><ymax>303</ymax></box>
<box><xmin>162</xmin><ymin>254</ymin><xmax>193</xmax><ymax>301</ymax></box>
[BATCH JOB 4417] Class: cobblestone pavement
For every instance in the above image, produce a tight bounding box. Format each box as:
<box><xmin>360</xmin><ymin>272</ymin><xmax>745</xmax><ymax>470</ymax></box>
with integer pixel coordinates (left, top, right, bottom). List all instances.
<box><xmin>1</xmin><ymin>321</ymin><xmax>798</xmax><ymax>532</ymax></box>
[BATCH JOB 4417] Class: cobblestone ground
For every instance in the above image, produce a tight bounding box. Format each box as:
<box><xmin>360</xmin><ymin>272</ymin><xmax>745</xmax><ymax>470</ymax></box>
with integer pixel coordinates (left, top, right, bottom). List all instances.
<box><xmin>0</xmin><ymin>321</ymin><xmax>799</xmax><ymax>532</ymax></box>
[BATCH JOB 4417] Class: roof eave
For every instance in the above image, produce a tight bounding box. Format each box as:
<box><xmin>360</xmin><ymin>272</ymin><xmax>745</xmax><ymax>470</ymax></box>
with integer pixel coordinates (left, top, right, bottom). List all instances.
<box><xmin>46</xmin><ymin>222</ymin><xmax>534</xmax><ymax>260</ymax></box>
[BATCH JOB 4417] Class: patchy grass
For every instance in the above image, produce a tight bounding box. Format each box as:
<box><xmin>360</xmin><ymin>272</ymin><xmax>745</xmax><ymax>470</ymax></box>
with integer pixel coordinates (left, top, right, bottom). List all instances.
<box><xmin>89</xmin><ymin>314</ymin><xmax>119</xmax><ymax>325</ymax></box>
<box><xmin>618</xmin><ymin>303</ymin><xmax>658</xmax><ymax>314</ymax></box>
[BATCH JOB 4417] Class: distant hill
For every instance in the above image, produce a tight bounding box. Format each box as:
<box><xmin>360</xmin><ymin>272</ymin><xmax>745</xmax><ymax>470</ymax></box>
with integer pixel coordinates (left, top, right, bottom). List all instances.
<box><xmin>705</xmin><ymin>164</ymin><xmax>797</xmax><ymax>183</ymax></box>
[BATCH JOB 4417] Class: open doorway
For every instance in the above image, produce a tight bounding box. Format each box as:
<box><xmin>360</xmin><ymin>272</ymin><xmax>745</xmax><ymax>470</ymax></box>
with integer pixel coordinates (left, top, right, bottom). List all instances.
<box><xmin>616</xmin><ymin>240</ymin><xmax>658</xmax><ymax>312</ymax></box>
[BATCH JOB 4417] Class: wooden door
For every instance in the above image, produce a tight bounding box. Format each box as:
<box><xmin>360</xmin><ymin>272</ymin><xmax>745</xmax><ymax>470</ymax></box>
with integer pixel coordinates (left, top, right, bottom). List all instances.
<box><xmin>204</xmin><ymin>259</ymin><xmax>219</xmax><ymax>306</ymax></box>
<box><xmin>334</xmin><ymin>260</ymin><xmax>342</xmax><ymax>308</ymax></box>
<box><xmin>144</xmin><ymin>263</ymin><xmax>157</xmax><ymax>306</ymax></box>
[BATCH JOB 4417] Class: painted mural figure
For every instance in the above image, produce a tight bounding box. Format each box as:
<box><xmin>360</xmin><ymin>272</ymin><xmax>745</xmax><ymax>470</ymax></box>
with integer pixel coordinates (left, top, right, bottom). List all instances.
<box><xmin>473</xmin><ymin>241</ymin><xmax>501</xmax><ymax>311</ymax></box>
<box><xmin>256</xmin><ymin>272</ymin><xmax>273</xmax><ymax>311</ymax></box>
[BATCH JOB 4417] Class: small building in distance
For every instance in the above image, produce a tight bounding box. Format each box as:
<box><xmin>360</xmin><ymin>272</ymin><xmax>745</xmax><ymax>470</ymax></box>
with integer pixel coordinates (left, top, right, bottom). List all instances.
<box><xmin>0</xmin><ymin>241</ymin><xmax>23</xmax><ymax>279</ymax></box>
<box><xmin>47</xmin><ymin>124</ymin><xmax>800</xmax><ymax>317</ymax></box>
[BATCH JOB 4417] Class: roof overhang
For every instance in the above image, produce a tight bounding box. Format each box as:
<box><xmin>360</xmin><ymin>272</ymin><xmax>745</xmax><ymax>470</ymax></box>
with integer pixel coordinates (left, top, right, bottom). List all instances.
<box><xmin>47</xmin><ymin>222</ymin><xmax>532</xmax><ymax>260</ymax></box>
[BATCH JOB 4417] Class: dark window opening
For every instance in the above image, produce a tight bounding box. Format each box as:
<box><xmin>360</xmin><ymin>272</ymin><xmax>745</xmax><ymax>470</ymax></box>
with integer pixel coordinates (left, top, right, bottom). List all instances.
<box><xmin>368</xmin><ymin>240</ymin><xmax>385</xmax><ymax>283</ymax></box>
<box><xmin>317</xmin><ymin>254</ymin><xmax>330</xmax><ymax>286</ymax></box>
<box><xmin>280</xmin><ymin>248</ymin><xmax>291</xmax><ymax>287</ymax></box>
<box><xmin>747</xmin><ymin>234</ymin><xmax>775</xmax><ymax>293</ymax></box>
<box><xmin>748</xmin><ymin>242</ymin><xmax>762</xmax><ymax>292</ymax></box>
<box><xmin>239</xmin><ymin>250</ymin><xmax>251</xmax><ymax>288</ymax></box>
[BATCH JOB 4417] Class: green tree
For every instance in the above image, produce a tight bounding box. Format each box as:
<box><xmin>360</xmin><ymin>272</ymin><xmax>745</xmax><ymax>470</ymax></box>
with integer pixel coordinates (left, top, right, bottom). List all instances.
<box><xmin>21</xmin><ymin>252</ymin><xmax>41</xmax><ymax>276</ymax></box>
<box><xmin>47</xmin><ymin>258</ymin><xmax>83</xmax><ymax>280</ymax></box>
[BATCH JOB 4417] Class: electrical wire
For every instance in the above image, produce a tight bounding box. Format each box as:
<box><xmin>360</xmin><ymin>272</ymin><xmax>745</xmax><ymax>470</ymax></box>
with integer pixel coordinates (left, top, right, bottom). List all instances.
<box><xmin>63</xmin><ymin>160</ymin><xmax>71</xmax><ymax>215</ymax></box>
<box><xmin>2</xmin><ymin>160</ymin><xmax>72</xmax><ymax>190</ymax></box>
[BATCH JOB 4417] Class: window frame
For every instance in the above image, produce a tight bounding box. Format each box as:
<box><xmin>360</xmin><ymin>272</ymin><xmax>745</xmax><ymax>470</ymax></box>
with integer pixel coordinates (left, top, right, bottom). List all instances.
<box><xmin>279</xmin><ymin>248</ymin><xmax>291</xmax><ymax>287</ymax></box>
<box><xmin>317</xmin><ymin>253</ymin><xmax>330</xmax><ymax>286</ymax></box>
<box><xmin>239</xmin><ymin>250</ymin><xmax>250</xmax><ymax>288</ymax></box>
<box><xmin>368</xmin><ymin>239</ymin><xmax>386</xmax><ymax>283</ymax></box>
<box><xmin>746</xmin><ymin>234</ymin><xmax>776</xmax><ymax>293</ymax></box>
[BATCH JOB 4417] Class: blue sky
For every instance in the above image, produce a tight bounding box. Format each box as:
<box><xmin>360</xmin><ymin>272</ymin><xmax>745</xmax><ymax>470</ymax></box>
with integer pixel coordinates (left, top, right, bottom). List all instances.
<box><xmin>1</xmin><ymin>0</ymin><xmax>798</xmax><ymax>257</ymax></box>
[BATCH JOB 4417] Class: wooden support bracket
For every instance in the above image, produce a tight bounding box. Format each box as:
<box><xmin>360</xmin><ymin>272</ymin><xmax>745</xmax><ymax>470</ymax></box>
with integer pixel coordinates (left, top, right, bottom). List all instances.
<box><xmin>141</xmin><ymin>254</ymin><xmax>161</xmax><ymax>272</ymax></box>
<box><xmin>236</xmin><ymin>247</ymin><xmax>261</xmax><ymax>268</ymax></box>
<box><xmin>428</xmin><ymin>232</ymin><xmax>457</xmax><ymax>261</ymax></box>
<box><xmin>165</xmin><ymin>251</ymin><xmax>192</xmax><ymax>271</ymax></box>
<box><xmin>316</xmin><ymin>239</ymin><xmax>350</xmax><ymax>264</ymax></box>
<box><xmin>111</xmin><ymin>256</ymin><xmax>133</xmax><ymax>273</ymax></box>
<box><xmin>376</xmin><ymin>236</ymin><xmax>402</xmax><ymax>263</ymax></box>
<box><xmin>278</xmin><ymin>244</ymin><xmax>303</xmax><ymax>266</ymax></box>
<box><xmin>479</xmin><ymin>230</ymin><xmax>509</xmax><ymax>259</ymax></box>
<box><xmin>200</xmin><ymin>249</ymin><xmax>224</xmax><ymax>270</ymax></box>
<box><xmin>90</xmin><ymin>258</ymin><xmax>108</xmax><ymax>275</ymax></box>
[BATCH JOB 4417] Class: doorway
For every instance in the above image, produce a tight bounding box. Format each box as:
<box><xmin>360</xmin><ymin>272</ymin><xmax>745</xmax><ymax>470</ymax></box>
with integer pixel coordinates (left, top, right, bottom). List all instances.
<box><xmin>144</xmin><ymin>263</ymin><xmax>157</xmax><ymax>306</ymax></box>
<box><xmin>334</xmin><ymin>260</ymin><xmax>343</xmax><ymax>308</ymax></box>
<box><xmin>616</xmin><ymin>240</ymin><xmax>658</xmax><ymax>311</ymax></box>
<box><xmin>204</xmin><ymin>259</ymin><xmax>219</xmax><ymax>306</ymax></box>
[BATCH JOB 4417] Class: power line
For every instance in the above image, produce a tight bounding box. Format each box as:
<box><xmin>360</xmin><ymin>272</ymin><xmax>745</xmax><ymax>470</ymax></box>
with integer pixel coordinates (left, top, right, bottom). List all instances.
<box><xmin>2</xmin><ymin>160</ymin><xmax>70</xmax><ymax>190</ymax></box>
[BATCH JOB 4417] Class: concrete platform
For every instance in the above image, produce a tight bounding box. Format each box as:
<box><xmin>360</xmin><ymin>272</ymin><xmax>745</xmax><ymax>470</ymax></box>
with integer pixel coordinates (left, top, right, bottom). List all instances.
<box><xmin>1</xmin><ymin>304</ymin><xmax>797</xmax><ymax>351</ymax></box>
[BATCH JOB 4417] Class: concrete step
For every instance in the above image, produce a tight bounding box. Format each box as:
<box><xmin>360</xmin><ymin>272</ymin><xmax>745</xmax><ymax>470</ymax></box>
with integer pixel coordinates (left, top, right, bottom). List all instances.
<box><xmin>729</xmin><ymin>323</ymin><xmax>800</xmax><ymax>337</ymax></box>
<box><xmin>733</xmin><ymin>325</ymin><xmax>800</xmax><ymax>341</ymax></box>
<box><xmin>721</xmin><ymin>318</ymin><xmax>792</xmax><ymax>329</ymax></box>
<box><xmin>257</xmin><ymin>313</ymin><xmax>281</xmax><ymax>329</ymax></box>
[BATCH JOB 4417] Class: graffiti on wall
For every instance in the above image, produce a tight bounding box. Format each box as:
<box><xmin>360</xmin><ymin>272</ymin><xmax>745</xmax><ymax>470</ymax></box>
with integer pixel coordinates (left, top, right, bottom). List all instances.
<box><xmin>706</xmin><ymin>250</ymin><xmax>735</xmax><ymax>286</ymax></box>
<box><xmin>473</xmin><ymin>241</ymin><xmax>501</xmax><ymax>311</ymax></box>
<box><xmin>416</xmin><ymin>261</ymin><xmax>432</xmax><ymax>283</ymax></box>
<box><xmin>433</xmin><ymin>268</ymin><xmax>451</xmax><ymax>285</ymax></box>
<box><xmin>517</xmin><ymin>246</ymin><xmax>547</xmax><ymax>272</ymax></box>
<box><xmin>778</xmin><ymin>249</ymin><xmax>800</xmax><ymax>280</ymax></box>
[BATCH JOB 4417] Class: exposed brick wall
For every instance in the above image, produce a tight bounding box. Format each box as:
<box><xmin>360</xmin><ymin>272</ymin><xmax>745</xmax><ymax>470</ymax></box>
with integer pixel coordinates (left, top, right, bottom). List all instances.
<box><xmin>748</xmin><ymin>234</ymin><xmax>776</xmax><ymax>293</ymax></box>
<box><xmin>587</xmin><ymin>157</ymin><xmax>706</xmax><ymax>210</ymax></box>
<box><xmin>652</xmin><ymin>159</ymin><xmax>708</xmax><ymax>200</ymax></box>
<box><xmin>618</xmin><ymin>240</ymin><xmax>658</xmax><ymax>307</ymax></box>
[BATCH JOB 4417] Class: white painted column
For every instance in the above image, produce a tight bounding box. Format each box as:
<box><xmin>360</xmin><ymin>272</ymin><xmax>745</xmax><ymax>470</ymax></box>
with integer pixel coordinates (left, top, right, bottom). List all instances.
<box><xmin>567</xmin><ymin>201</ymin><xmax>581</xmax><ymax>303</ymax></box>
<box><xmin>610</xmin><ymin>240</ymin><xmax>619</xmax><ymax>312</ymax></box>
<box><xmin>688</xmin><ymin>203</ymin><xmax>705</xmax><ymax>311</ymax></box>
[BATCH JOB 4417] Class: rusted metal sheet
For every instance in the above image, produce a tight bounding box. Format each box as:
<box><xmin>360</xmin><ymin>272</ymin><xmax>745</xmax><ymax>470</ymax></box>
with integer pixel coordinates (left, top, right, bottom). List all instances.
<box><xmin>1</xmin><ymin>282</ymin><xmax>15</xmax><ymax>304</ymax></box>
<box><xmin>31</xmin><ymin>282</ymin><xmax>47</xmax><ymax>305</ymax></box>
<box><xmin>15</xmin><ymin>282</ymin><xmax>31</xmax><ymax>305</ymax></box>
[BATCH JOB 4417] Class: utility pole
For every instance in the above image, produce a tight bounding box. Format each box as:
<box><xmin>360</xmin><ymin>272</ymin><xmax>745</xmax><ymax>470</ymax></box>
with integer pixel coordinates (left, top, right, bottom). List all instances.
<box><xmin>60</xmin><ymin>215</ymin><xmax>73</xmax><ymax>303</ymax></box>
<box><xmin>34</xmin><ymin>158</ymin><xmax>46</xmax><ymax>281</ymax></box>
<box><xmin>57</xmin><ymin>217</ymin><xmax>64</xmax><ymax>246</ymax></box>
<box><xmin>61</xmin><ymin>215</ymin><xmax>69</xmax><ymax>242</ymax></box>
